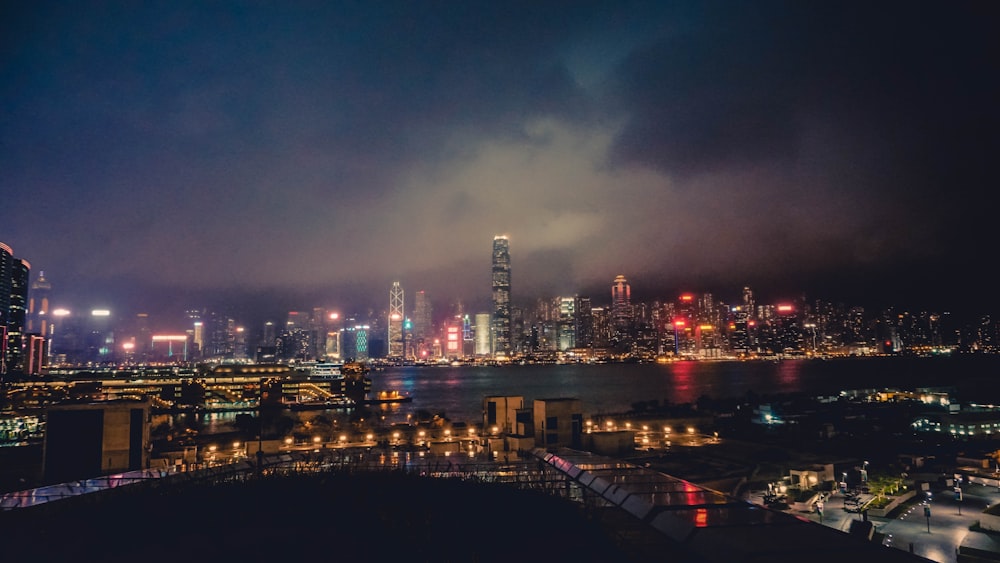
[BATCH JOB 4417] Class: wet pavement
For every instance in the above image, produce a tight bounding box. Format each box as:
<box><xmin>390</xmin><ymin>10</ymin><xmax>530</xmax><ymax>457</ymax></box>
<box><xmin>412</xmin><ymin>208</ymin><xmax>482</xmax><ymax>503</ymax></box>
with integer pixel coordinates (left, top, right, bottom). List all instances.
<box><xmin>750</xmin><ymin>482</ymin><xmax>1000</xmax><ymax>563</ymax></box>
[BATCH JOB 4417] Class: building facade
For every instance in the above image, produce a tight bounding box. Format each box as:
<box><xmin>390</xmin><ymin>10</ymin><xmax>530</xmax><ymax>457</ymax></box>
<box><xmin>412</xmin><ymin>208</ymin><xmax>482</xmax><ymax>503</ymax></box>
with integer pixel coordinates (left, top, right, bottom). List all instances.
<box><xmin>388</xmin><ymin>281</ymin><xmax>404</xmax><ymax>358</ymax></box>
<box><xmin>491</xmin><ymin>236</ymin><xmax>511</xmax><ymax>357</ymax></box>
<box><xmin>1</xmin><ymin>242</ymin><xmax>30</xmax><ymax>376</ymax></box>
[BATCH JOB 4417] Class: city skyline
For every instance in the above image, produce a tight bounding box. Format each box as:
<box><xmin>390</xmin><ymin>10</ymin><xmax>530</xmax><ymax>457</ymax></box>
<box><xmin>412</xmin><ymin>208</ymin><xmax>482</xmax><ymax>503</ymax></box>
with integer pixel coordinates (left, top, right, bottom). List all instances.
<box><xmin>3</xmin><ymin>2</ymin><xmax>997</xmax><ymax>325</ymax></box>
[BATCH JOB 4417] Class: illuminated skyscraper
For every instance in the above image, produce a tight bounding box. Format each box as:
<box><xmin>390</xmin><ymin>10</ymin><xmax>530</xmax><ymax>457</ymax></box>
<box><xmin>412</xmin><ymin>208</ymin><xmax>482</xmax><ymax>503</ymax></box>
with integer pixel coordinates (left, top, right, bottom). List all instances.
<box><xmin>557</xmin><ymin>297</ymin><xmax>576</xmax><ymax>351</ymax></box>
<box><xmin>611</xmin><ymin>275</ymin><xmax>631</xmax><ymax>331</ymax></box>
<box><xmin>474</xmin><ymin>313</ymin><xmax>491</xmax><ymax>356</ymax></box>
<box><xmin>1</xmin><ymin>243</ymin><xmax>29</xmax><ymax>375</ymax></box>
<box><xmin>491</xmin><ymin>236</ymin><xmax>511</xmax><ymax>357</ymax></box>
<box><xmin>742</xmin><ymin>286</ymin><xmax>756</xmax><ymax>320</ymax></box>
<box><xmin>27</xmin><ymin>270</ymin><xmax>51</xmax><ymax>335</ymax></box>
<box><xmin>388</xmin><ymin>281</ymin><xmax>404</xmax><ymax>358</ymax></box>
<box><xmin>413</xmin><ymin>290</ymin><xmax>432</xmax><ymax>342</ymax></box>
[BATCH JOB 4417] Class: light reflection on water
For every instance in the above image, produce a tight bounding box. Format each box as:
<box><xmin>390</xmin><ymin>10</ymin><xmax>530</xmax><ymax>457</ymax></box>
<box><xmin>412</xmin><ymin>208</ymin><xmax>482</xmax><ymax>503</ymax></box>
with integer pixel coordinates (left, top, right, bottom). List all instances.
<box><xmin>164</xmin><ymin>354</ymin><xmax>1000</xmax><ymax>431</ymax></box>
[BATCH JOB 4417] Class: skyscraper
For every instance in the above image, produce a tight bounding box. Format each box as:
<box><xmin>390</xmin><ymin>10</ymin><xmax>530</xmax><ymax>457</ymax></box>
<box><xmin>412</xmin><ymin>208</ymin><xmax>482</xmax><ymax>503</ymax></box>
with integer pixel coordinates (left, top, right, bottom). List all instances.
<box><xmin>0</xmin><ymin>242</ymin><xmax>12</xmax><ymax>375</ymax></box>
<box><xmin>1</xmin><ymin>242</ymin><xmax>30</xmax><ymax>375</ymax></box>
<box><xmin>388</xmin><ymin>281</ymin><xmax>404</xmax><ymax>358</ymax></box>
<box><xmin>611</xmin><ymin>275</ymin><xmax>632</xmax><ymax>331</ymax></box>
<box><xmin>491</xmin><ymin>235</ymin><xmax>511</xmax><ymax>357</ymax></box>
<box><xmin>27</xmin><ymin>270</ymin><xmax>51</xmax><ymax>335</ymax></box>
<box><xmin>413</xmin><ymin>290</ymin><xmax>432</xmax><ymax>343</ymax></box>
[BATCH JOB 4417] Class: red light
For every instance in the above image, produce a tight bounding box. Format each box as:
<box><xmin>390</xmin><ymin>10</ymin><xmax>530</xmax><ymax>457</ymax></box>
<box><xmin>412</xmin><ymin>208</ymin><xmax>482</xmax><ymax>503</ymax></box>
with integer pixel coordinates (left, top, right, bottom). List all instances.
<box><xmin>777</xmin><ymin>304</ymin><xmax>793</xmax><ymax>313</ymax></box>
<box><xmin>680</xmin><ymin>294</ymin><xmax>693</xmax><ymax>302</ymax></box>
<box><xmin>674</xmin><ymin>320</ymin><xmax>686</xmax><ymax>327</ymax></box>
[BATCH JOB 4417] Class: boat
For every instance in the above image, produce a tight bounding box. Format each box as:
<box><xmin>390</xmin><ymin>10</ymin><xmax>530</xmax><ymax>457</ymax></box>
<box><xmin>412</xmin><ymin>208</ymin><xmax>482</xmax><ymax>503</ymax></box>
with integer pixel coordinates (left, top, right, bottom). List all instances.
<box><xmin>363</xmin><ymin>390</ymin><xmax>413</xmax><ymax>405</ymax></box>
<box><xmin>307</xmin><ymin>362</ymin><xmax>343</xmax><ymax>379</ymax></box>
<box><xmin>288</xmin><ymin>395</ymin><xmax>356</xmax><ymax>411</ymax></box>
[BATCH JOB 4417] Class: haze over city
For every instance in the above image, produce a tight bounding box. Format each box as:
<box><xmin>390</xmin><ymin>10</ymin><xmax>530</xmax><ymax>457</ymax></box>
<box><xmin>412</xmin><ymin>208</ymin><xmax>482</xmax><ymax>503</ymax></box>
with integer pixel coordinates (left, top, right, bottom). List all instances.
<box><xmin>3</xmin><ymin>1</ymin><xmax>997</xmax><ymax>325</ymax></box>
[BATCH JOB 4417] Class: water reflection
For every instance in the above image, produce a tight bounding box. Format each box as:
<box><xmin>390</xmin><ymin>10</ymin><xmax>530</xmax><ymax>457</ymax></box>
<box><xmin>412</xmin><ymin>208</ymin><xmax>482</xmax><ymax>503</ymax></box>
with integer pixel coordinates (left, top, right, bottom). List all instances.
<box><xmin>775</xmin><ymin>359</ymin><xmax>803</xmax><ymax>388</ymax></box>
<box><xmin>667</xmin><ymin>361</ymin><xmax>697</xmax><ymax>405</ymax></box>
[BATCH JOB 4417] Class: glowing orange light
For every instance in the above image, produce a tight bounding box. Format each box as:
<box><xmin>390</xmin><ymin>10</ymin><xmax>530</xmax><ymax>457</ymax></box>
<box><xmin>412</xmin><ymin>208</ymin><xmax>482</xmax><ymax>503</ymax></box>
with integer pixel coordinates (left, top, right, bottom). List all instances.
<box><xmin>777</xmin><ymin>304</ymin><xmax>793</xmax><ymax>312</ymax></box>
<box><xmin>329</xmin><ymin>312</ymin><xmax>339</xmax><ymax>320</ymax></box>
<box><xmin>680</xmin><ymin>294</ymin><xmax>693</xmax><ymax>302</ymax></box>
<box><xmin>674</xmin><ymin>320</ymin><xmax>686</xmax><ymax>327</ymax></box>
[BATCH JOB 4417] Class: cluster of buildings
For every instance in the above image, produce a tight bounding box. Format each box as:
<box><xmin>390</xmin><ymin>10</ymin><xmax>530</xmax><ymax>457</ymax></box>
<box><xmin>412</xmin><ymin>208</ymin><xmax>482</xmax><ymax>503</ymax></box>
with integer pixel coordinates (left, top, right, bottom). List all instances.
<box><xmin>2</xmin><ymin>236</ymin><xmax>996</xmax><ymax>379</ymax></box>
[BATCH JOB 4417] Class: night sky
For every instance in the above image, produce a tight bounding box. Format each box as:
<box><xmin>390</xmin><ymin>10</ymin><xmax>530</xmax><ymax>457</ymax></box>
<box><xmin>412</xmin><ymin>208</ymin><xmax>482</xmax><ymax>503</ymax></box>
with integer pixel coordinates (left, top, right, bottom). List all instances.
<box><xmin>2</xmin><ymin>1</ymin><xmax>998</xmax><ymax>327</ymax></box>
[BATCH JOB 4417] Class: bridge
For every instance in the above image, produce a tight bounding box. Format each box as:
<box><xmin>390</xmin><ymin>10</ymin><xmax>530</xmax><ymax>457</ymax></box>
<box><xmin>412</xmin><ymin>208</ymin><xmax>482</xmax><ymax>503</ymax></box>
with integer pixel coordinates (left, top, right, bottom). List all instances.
<box><xmin>0</xmin><ymin>447</ymin><xmax>929</xmax><ymax>562</ymax></box>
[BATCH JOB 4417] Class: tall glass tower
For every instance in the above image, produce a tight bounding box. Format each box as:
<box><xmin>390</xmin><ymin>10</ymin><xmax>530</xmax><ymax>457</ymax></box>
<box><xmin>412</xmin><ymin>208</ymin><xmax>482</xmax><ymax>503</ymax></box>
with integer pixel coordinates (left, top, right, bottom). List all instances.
<box><xmin>491</xmin><ymin>236</ymin><xmax>511</xmax><ymax>357</ymax></box>
<box><xmin>388</xmin><ymin>281</ymin><xmax>404</xmax><ymax>358</ymax></box>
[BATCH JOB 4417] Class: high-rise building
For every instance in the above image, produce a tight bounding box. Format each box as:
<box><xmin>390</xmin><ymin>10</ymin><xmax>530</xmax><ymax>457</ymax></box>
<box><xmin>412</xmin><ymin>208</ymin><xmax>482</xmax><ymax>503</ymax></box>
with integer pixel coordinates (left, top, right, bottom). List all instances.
<box><xmin>388</xmin><ymin>281</ymin><xmax>404</xmax><ymax>358</ymax></box>
<box><xmin>27</xmin><ymin>270</ymin><xmax>51</xmax><ymax>335</ymax></box>
<box><xmin>474</xmin><ymin>313</ymin><xmax>491</xmax><ymax>356</ymax></box>
<box><xmin>1</xmin><ymin>243</ymin><xmax>30</xmax><ymax>375</ymax></box>
<box><xmin>557</xmin><ymin>297</ymin><xmax>576</xmax><ymax>351</ymax></box>
<box><xmin>413</xmin><ymin>290</ymin><xmax>432</xmax><ymax>342</ymax></box>
<box><xmin>491</xmin><ymin>235</ymin><xmax>511</xmax><ymax>357</ymax></box>
<box><xmin>574</xmin><ymin>296</ymin><xmax>593</xmax><ymax>348</ymax></box>
<box><xmin>742</xmin><ymin>286</ymin><xmax>756</xmax><ymax>320</ymax></box>
<box><xmin>611</xmin><ymin>275</ymin><xmax>632</xmax><ymax>335</ymax></box>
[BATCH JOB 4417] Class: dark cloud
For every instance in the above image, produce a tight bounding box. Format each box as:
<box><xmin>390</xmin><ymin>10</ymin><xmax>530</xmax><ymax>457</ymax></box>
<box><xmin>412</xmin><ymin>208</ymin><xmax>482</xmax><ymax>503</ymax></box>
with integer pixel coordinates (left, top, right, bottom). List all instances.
<box><xmin>2</xmin><ymin>1</ymin><xmax>998</xmax><ymax>329</ymax></box>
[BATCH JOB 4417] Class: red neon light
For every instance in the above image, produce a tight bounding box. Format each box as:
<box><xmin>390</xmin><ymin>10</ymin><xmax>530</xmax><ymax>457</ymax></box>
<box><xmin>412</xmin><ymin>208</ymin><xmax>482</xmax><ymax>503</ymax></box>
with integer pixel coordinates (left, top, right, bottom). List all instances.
<box><xmin>680</xmin><ymin>294</ymin><xmax>693</xmax><ymax>302</ymax></box>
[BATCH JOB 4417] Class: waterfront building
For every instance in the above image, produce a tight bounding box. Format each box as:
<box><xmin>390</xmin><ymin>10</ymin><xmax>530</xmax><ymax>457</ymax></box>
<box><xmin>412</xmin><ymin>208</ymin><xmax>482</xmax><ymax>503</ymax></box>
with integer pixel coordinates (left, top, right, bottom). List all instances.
<box><xmin>342</xmin><ymin>324</ymin><xmax>369</xmax><ymax>361</ymax></box>
<box><xmin>533</xmin><ymin>398</ymin><xmax>583</xmax><ymax>450</ymax></box>
<box><xmin>388</xmin><ymin>281</ymin><xmax>404</xmax><ymax>358</ymax></box>
<box><xmin>491</xmin><ymin>235</ymin><xmax>511</xmax><ymax>357</ymax></box>
<box><xmin>484</xmin><ymin>395</ymin><xmax>524</xmax><ymax>434</ymax></box>
<box><xmin>443</xmin><ymin>320</ymin><xmax>461</xmax><ymax>359</ymax></box>
<box><xmin>43</xmin><ymin>399</ymin><xmax>151</xmax><ymax>484</ymax></box>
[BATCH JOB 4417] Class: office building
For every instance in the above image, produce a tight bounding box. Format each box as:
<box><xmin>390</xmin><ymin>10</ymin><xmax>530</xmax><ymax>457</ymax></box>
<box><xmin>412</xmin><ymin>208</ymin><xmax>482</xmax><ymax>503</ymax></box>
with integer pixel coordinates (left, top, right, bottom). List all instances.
<box><xmin>1</xmin><ymin>243</ymin><xmax>30</xmax><ymax>376</ymax></box>
<box><xmin>388</xmin><ymin>281</ymin><xmax>404</xmax><ymax>358</ymax></box>
<box><xmin>557</xmin><ymin>297</ymin><xmax>576</xmax><ymax>351</ymax></box>
<box><xmin>491</xmin><ymin>235</ymin><xmax>511</xmax><ymax>357</ymax></box>
<box><xmin>611</xmin><ymin>274</ymin><xmax>631</xmax><ymax>335</ymax></box>
<box><xmin>412</xmin><ymin>290</ymin><xmax>432</xmax><ymax>342</ymax></box>
<box><xmin>27</xmin><ymin>270</ymin><xmax>51</xmax><ymax>335</ymax></box>
<box><xmin>474</xmin><ymin>313</ymin><xmax>491</xmax><ymax>356</ymax></box>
